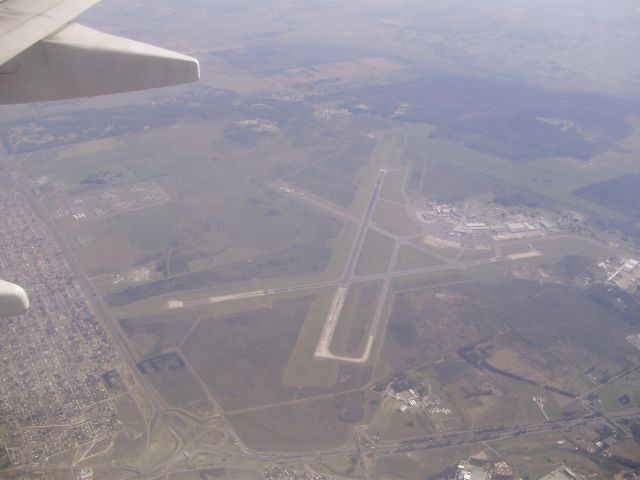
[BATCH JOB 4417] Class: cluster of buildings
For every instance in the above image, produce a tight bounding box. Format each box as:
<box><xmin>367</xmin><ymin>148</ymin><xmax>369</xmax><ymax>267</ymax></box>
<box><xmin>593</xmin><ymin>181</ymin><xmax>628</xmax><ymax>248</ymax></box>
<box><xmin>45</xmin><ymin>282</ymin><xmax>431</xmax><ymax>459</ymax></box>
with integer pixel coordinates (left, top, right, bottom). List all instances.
<box><xmin>314</xmin><ymin>107</ymin><xmax>352</xmax><ymax>120</ymax></box>
<box><xmin>387</xmin><ymin>387</ymin><xmax>451</xmax><ymax>416</ymax></box>
<box><xmin>454</xmin><ymin>460</ymin><xmax>512</xmax><ymax>480</ymax></box>
<box><xmin>538</xmin><ymin>466</ymin><xmax>578</xmax><ymax>480</ymax></box>
<box><xmin>415</xmin><ymin>199</ymin><xmax>562</xmax><ymax>245</ymax></box>
<box><xmin>0</xmin><ymin>190</ymin><xmax>124</xmax><ymax>467</ymax></box>
<box><xmin>596</xmin><ymin>257</ymin><xmax>640</xmax><ymax>292</ymax></box>
<box><xmin>233</xmin><ymin>118</ymin><xmax>279</xmax><ymax>133</ymax></box>
<box><xmin>455</xmin><ymin>460</ymin><xmax>578</xmax><ymax>480</ymax></box>
<box><xmin>77</xmin><ymin>468</ymin><xmax>94</xmax><ymax>480</ymax></box>
<box><xmin>55</xmin><ymin>181</ymin><xmax>167</xmax><ymax>222</ymax></box>
<box><xmin>264</xmin><ymin>467</ymin><xmax>333</xmax><ymax>480</ymax></box>
<box><xmin>391</xmin><ymin>102</ymin><xmax>411</xmax><ymax>118</ymax></box>
<box><xmin>279</xmin><ymin>184</ymin><xmax>305</xmax><ymax>197</ymax></box>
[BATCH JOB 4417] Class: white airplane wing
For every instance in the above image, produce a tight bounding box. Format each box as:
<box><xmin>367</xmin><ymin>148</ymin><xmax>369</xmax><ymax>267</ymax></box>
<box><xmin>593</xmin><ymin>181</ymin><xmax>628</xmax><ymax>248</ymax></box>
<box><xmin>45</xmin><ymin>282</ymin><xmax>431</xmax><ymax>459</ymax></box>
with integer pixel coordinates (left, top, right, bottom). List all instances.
<box><xmin>0</xmin><ymin>1</ymin><xmax>199</xmax><ymax>317</ymax></box>
<box><xmin>0</xmin><ymin>0</ymin><xmax>200</xmax><ymax>104</ymax></box>
<box><xmin>0</xmin><ymin>280</ymin><xmax>29</xmax><ymax>318</ymax></box>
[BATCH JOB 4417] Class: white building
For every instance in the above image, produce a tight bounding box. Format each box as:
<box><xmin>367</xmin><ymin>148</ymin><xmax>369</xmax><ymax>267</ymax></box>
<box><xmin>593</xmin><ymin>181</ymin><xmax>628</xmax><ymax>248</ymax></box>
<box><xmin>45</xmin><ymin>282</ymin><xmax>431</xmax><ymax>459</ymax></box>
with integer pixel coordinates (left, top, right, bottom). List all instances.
<box><xmin>538</xmin><ymin>466</ymin><xmax>577</xmax><ymax>480</ymax></box>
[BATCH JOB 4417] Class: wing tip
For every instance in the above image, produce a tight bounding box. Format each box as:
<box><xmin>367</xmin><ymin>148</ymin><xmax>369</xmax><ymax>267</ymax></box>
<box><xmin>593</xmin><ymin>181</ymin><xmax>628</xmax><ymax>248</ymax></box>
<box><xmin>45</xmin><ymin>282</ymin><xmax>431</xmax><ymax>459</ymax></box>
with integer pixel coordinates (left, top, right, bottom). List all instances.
<box><xmin>0</xmin><ymin>280</ymin><xmax>30</xmax><ymax>318</ymax></box>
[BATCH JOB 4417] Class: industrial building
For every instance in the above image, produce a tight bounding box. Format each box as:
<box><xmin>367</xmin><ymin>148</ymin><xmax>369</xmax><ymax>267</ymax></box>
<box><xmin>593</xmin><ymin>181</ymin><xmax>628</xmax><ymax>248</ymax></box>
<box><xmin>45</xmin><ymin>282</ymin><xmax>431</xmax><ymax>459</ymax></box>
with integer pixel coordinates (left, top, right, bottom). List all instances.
<box><xmin>538</xmin><ymin>466</ymin><xmax>577</xmax><ymax>480</ymax></box>
<box><xmin>455</xmin><ymin>461</ymin><xmax>491</xmax><ymax>480</ymax></box>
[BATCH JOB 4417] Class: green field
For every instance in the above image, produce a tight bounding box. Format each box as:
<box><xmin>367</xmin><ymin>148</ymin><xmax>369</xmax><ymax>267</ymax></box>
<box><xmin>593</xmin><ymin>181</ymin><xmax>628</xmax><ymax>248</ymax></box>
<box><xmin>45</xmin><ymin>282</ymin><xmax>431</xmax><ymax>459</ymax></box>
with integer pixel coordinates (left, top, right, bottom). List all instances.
<box><xmin>380</xmin><ymin>169</ymin><xmax>408</xmax><ymax>204</ymax></box>
<box><xmin>459</xmin><ymin>247</ymin><xmax>495</xmax><ymax>261</ymax></box>
<box><xmin>597</xmin><ymin>369</ymin><xmax>640</xmax><ymax>412</ymax></box>
<box><xmin>329</xmin><ymin>280</ymin><xmax>383</xmax><ymax>357</ymax></box>
<box><xmin>181</xmin><ymin>298</ymin><xmax>312</xmax><ymax>411</ymax></box>
<box><xmin>532</xmin><ymin>236</ymin><xmax>612</xmax><ymax>260</ymax></box>
<box><xmin>119</xmin><ymin>310</ymin><xmax>198</xmax><ymax>358</ymax></box>
<box><xmin>488</xmin><ymin>432</ymin><xmax>604</xmax><ymax>479</ymax></box>
<box><xmin>282</xmin><ymin>288</ymin><xmax>343</xmax><ymax>389</ymax></box>
<box><xmin>288</xmin><ymin>142</ymin><xmax>375</xmax><ymax>208</ymax></box>
<box><xmin>354</xmin><ymin>229</ymin><xmax>395</xmax><ymax>276</ymax></box>
<box><xmin>394</xmin><ymin>244</ymin><xmax>444</xmax><ymax>271</ymax></box>
<box><xmin>145</xmin><ymin>367</ymin><xmax>212</xmax><ymax>410</ymax></box>
<box><xmin>169</xmin><ymin>468</ymin><xmax>263</xmax><ymax>480</ymax></box>
<box><xmin>227</xmin><ymin>391</ymin><xmax>368</xmax><ymax>452</ymax></box>
<box><xmin>373</xmin><ymin>200</ymin><xmax>419</xmax><ymax>236</ymax></box>
<box><xmin>413</xmin><ymin>239</ymin><xmax>461</xmax><ymax>259</ymax></box>
<box><xmin>2</xmin><ymin>0</ymin><xmax>640</xmax><ymax>478</ymax></box>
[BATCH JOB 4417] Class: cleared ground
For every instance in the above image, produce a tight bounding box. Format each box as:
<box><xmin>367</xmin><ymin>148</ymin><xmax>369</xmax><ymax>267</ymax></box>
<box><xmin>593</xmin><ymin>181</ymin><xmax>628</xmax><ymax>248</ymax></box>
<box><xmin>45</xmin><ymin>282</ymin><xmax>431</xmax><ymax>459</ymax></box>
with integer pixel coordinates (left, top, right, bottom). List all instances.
<box><xmin>354</xmin><ymin>230</ymin><xmax>395</xmax><ymax>276</ymax></box>
<box><xmin>394</xmin><ymin>244</ymin><xmax>444</xmax><ymax>271</ymax></box>
<box><xmin>227</xmin><ymin>391</ymin><xmax>371</xmax><ymax>452</ymax></box>
<box><xmin>181</xmin><ymin>297</ymin><xmax>313</xmax><ymax>411</ymax></box>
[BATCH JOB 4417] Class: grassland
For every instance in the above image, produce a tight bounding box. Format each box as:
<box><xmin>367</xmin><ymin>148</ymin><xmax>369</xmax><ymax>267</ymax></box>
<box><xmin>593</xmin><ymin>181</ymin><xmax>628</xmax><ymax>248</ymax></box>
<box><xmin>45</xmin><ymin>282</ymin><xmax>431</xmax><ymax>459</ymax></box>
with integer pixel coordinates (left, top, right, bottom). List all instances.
<box><xmin>459</xmin><ymin>247</ymin><xmax>495</xmax><ymax>261</ymax></box>
<box><xmin>383</xmin><ymin>280</ymin><xmax>500</xmax><ymax>371</ymax></box>
<box><xmin>596</xmin><ymin>369</ymin><xmax>640</xmax><ymax>412</ymax></box>
<box><xmin>104</xmin><ymin>240</ymin><xmax>333</xmax><ymax>307</ymax></box>
<box><xmin>394</xmin><ymin>244</ymin><xmax>444</xmax><ymax>271</ymax></box>
<box><xmin>227</xmin><ymin>391</ymin><xmax>368</xmax><ymax>452</ymax></box>
<box><xmin>169</xmin><ymin>468</ymin><xmax>264</xmax><ymax>480</ymax></box>
<box><xmin>288</xmin><ymin>142</ymin><xmax>375</xmax><ymax>208</ymax></box>
<box><xmin>375</xmin><ymin>272</ymin><xmax>640</xmax><ymax>437</ymax></box>
<box><xmin>31</xmin><ymin>118</ymin><xmax>356</xmax><ymax>297</ymax></box>
<box><xmin>354</xmin><ymin>230</ymin><xmax>395</xmax><ymax>276</ymax></box>
<box><xmin>374</xmin><ymin>453</ymin><xmax>427</xmax><ymax>480</ymax></box>
<box><xmin>380</xmin><ymin>169</ymin><xmax>408</xmax><ymax>204</ymax></box>
<box><xmin>531</xmin><ymin>236</ymin><xmax>613</xmax><ymax>260</ymax></box>
<box><xmin>412</xmin><ymin>238</ymin><xmax>461</xmax><ymax>259</ymax></box>
<box><xmin>119</xmin><ymin>310</ymin><xmax>198</xmax><ymax>358</ymax></box>
<box><xmin>397</xmin><ymin>123</ymin><xmax>637</xmax><ymax>226</ymax></box>
<box><xmin>373</xmin><ymin>200</ymin><xmax>420</xmax><ymax>236</ymax></box>
<box><xmin>3</xmin><ymin>1</ymin><xmax>640</xmax><ymax>478</ymax></box>
<box><xmin>375</xmin><ymin>446</ymin><xmax>471</xmax><ymax>480</ymax></box>
<box><xmin>499</xmin><ymin>242</ymin><xmax>535</xmax><ymax>257</ymax></box>
<box><xmin>487</xmin><ymin>432</ymin><xmax>608</xmax><ymax>479</ymax></box>
<box><xmin>329</xmin><ymin>280</ymin><xmax>383</xmax><ymax>357</ymax></box>
<box><xmin>145</xmin><ymin>367</ymin><xmax>212</xmax><ymax>410</ymax></box>
<box><xmin>282</xmin><ymin>288</ymin><xmax>343</xmax><ymax>389</ymax></box>
<box><xmin>377</xmin><ymin>408</ymin><xmax>437</xmax><ymax>441</ymax></box>
<box><xmin>110</xmin><ymin>394</ymin><xmax>147</xmax><ymax>462</ymax></box>
<box><xmin>181</xmin><ymin>297</ymin><xmax>312</xmax><ymax>411</ymax></box>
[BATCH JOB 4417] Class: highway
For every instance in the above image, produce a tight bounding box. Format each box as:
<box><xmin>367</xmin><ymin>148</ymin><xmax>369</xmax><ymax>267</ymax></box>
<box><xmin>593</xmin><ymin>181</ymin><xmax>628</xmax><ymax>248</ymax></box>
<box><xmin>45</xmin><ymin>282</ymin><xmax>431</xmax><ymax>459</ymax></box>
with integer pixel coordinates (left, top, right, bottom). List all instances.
<box><xmin>12</xmin><ymin>407</ymin><xmax>637</xmax><ymax>479</ymax></box>
<box><xmin>1</xmin><ymin>154</ymin><xmax>230</xmax><ymax>477</ymax></box>
<box><xmin>18</xmin><ymin>402</ymin><xmax>637</xmax><ymax>480</ymax></box>
<box><xmin>7</xmin><ymin>141</ymin><xmax>635</xmax><ymax>480</ymax></box>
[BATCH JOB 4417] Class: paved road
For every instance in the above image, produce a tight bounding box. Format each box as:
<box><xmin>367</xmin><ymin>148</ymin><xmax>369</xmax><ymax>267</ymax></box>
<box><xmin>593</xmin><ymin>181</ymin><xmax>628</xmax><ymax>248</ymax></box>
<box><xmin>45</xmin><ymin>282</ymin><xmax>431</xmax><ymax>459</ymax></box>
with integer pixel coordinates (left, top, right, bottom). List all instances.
<box><xmin>2</xmin><ymin>154</ymin><xmax>217</xmax><ymax>471</ymax></box>
<box><xmin>14</xmin><ymin>407</ymin><xmax>635</xmax><ymax>479</ymax></box>
<box><xmin>342</xmin><ymin>169</ymin><xmax>385</xmax><ymax>283</ymax></box>
<box><xmin>179</xmin><ymin>252</ymin><xmax>505</xmax><ymax>309</ymax></box>
<box><xmin>314</xmin><ymin>170</ymin><xmax>386</xmax><ymax>362</ymax></box>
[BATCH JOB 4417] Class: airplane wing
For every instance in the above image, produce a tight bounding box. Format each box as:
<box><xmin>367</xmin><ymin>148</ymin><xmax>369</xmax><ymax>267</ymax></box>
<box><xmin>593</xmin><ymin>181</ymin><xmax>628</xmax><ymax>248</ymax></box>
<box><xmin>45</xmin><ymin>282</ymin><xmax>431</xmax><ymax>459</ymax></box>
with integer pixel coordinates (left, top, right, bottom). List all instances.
<box><xmin>0</xmin><ymin>1</ymin><xmax>199</xmax><ymax>317</ymax></box>
<box><xmin>0</xmin><ymin>0</ymin><xmax>200</xmax><ymax>104</ymax></box>
<box><xmin>0</xmin><ymin>280</ymin><xmax>29</xmax><ymax>318</ymax></box>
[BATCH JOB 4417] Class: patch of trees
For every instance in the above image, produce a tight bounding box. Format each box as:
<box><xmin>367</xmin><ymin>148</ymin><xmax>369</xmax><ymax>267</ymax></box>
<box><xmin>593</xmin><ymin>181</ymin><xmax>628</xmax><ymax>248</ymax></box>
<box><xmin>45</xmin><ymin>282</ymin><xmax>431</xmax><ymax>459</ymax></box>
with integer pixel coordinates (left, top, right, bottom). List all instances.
<box><xmin>387</xmin><ymin>319</ymin><xmax>418</xmax><ymax>347</ymax></box>
<box><xmin>575</xmin><ymin>174</ymin><xmax>640</xmax><ymax>222</ymax></box>
<box><xmin>458</xmin><ymin>344</ymin><xmax>576</xmax><ymax>399</ymax></box>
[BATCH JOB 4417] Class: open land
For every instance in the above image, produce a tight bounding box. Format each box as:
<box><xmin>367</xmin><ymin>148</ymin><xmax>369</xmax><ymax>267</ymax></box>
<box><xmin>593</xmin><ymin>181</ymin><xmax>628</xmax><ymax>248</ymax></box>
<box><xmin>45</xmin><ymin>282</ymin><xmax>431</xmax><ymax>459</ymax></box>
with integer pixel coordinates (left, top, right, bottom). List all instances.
<box><xmin>2</xmin><ymin>1</ymin><xmax>640</xmax><ymax>479</ymax></box>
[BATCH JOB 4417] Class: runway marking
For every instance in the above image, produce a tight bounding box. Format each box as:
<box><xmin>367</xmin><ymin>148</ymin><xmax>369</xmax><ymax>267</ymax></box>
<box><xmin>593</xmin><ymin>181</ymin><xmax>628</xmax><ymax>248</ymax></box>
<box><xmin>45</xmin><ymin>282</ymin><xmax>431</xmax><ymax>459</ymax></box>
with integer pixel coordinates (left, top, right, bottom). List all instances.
<box><xmin>314</xmin><ymin>286</ymin><xmax>348</xmax><ymax>359</ymax></box>
<box><xmin>507</xmin><ymin>251</ymin><xmax>542</xmax><ymax>260</ymax></box>
<box><xmin>168</xmin><ymin>290</ymin><xmax>266</xmax><ymax>309</ymax></box>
